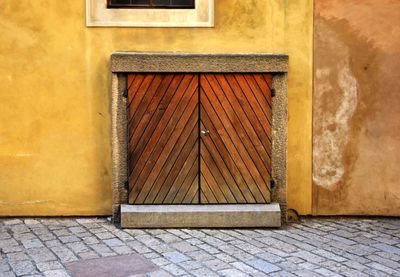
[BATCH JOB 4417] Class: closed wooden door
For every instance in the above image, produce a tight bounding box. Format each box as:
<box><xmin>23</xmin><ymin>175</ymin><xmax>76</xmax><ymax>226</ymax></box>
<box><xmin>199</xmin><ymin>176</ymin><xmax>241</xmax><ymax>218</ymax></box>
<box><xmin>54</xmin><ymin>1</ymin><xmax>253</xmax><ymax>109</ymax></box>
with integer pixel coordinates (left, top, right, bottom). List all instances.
<box><xmin>127</xmin><ymin>73</ymin><xmax>272</xmax><ymax>204</ymax></box>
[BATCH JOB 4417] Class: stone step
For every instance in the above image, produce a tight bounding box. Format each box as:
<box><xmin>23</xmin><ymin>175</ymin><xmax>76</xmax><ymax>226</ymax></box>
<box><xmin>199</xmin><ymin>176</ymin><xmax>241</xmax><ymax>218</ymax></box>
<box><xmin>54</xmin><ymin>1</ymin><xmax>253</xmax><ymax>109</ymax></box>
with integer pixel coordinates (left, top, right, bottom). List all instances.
<box><xmin>120</xmin><ymin>204</ymin><xmax>281</xmax><ymax>228</ymax></box>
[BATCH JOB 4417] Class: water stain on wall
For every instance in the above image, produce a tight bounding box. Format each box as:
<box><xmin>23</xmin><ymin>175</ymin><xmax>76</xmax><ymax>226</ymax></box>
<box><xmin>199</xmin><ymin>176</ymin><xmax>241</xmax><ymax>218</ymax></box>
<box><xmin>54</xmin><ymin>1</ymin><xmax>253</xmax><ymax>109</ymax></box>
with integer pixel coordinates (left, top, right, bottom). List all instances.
<box><xmin>313</xmin><ymin>0</ymin><xmax>400</xmax><ymax>215</ymax></box>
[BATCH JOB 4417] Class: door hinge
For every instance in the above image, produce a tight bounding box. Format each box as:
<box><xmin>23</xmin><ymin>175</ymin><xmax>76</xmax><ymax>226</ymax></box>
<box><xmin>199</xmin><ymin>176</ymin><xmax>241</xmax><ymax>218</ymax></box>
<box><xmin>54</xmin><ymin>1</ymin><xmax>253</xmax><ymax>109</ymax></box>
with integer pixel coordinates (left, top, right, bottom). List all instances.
<box><xmin>271</xmin><ymin>88</ymin><xmax>276</xmax><ymax>97</ymax></box>
<box><xmin>270</xmin><ymin>179</ymin><xmax>276</xmax><ymax>189</ymax></box>
<box><xmin>124</xmin><ymin>181</ymin><xmax>129</xmax><ymax>191</ymax></box>
<box><xmin>123</xmin><ymin>89</ymin><xmax>128</xmax><ymax>98</ymax></box>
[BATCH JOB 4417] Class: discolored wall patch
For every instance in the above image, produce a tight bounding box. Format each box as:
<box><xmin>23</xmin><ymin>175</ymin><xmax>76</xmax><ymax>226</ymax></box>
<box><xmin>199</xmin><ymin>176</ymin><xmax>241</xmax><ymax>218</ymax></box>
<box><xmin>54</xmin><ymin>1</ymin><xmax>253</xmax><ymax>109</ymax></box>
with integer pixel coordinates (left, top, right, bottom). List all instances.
<box><xmin>313</xmin><ymin>0</ymin><xmax>400</xmax><ymax>215</ymax></box>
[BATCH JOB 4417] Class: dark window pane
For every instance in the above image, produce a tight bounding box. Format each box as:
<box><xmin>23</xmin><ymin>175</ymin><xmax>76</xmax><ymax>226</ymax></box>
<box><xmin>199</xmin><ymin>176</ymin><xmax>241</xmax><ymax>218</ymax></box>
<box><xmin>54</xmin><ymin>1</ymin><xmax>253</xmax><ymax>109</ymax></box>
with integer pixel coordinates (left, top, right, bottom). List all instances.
<box><xmin>108</xmin><ymin>0</ymin><xmax>194</xmax><ymax>9</ymax></box>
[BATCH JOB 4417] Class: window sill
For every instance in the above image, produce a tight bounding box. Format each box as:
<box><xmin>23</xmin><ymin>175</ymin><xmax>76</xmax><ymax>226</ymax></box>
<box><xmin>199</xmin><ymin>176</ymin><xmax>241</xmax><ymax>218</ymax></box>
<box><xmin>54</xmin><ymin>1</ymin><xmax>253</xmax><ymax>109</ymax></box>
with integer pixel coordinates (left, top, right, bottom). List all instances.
<box><xmin>86</xmin><ymin>0</ymin><xmax>214</xmax><ymax>27</ymax></box>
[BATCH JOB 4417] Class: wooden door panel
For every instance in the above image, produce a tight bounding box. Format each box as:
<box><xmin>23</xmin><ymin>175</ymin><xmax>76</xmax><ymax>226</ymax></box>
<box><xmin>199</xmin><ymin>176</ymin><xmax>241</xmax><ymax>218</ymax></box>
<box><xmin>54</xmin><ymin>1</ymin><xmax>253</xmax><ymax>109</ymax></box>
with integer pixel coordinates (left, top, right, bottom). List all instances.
<box><xmin>128</xmin><ymin>73</ymin><xmax>273</xmax><ymax>205</ymax></box>
<box><xmin>128</xmin><ymin>74</ymin><xmax>199</xmax><ymax>204</ymax></box>
<box><xmin>200</xmin><ymin>74</ymin><xmax>272</xmax><ymax>204</ymax></box>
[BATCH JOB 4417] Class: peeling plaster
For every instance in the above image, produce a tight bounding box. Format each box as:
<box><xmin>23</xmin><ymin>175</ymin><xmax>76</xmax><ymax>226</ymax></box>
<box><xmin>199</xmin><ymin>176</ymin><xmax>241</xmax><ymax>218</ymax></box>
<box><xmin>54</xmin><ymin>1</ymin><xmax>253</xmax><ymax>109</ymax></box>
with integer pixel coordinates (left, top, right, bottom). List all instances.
<box><xmin>313</xmin><ymin>23</ymin><xmax>358</xmax><ymax>191</ymax></box>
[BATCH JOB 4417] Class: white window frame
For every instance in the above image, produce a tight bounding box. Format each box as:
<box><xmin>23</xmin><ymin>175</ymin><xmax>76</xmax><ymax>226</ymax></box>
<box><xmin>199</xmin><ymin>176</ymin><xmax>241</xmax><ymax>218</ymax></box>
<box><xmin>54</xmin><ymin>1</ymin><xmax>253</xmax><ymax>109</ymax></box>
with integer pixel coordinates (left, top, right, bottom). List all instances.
<box><xmin>86</xmin><ymin>0</ymin><xmax>214</xmax><ymax>27</ymax></box>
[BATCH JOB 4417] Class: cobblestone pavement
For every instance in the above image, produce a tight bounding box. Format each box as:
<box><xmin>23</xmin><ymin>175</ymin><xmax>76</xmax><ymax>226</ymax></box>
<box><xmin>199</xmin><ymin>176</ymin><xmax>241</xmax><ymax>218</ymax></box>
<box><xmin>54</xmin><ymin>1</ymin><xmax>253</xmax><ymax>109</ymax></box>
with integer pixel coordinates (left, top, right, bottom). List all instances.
<box><xmin>1</xmin><ymin>217</ymin><xmax>400</xmax><ymax>277</ymax></box>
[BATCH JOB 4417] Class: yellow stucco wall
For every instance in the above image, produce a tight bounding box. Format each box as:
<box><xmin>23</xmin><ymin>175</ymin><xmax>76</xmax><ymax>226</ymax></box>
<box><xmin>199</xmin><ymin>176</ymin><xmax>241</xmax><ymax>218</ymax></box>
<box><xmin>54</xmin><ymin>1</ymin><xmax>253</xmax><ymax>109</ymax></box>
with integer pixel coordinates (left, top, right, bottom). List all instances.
<box><xmin>0</xmin><ymin>0</ymin><xmax>313</xmax><ymax>216</ymax></box>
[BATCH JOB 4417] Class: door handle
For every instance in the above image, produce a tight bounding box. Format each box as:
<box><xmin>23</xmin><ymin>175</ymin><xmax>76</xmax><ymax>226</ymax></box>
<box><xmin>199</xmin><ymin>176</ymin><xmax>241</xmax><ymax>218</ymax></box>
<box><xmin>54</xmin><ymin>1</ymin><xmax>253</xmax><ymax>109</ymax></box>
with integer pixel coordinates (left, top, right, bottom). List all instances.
<box><xmin>201</xmin><ymin>130</ymin><xmax>210</xmax><ymax>136</ymax></box>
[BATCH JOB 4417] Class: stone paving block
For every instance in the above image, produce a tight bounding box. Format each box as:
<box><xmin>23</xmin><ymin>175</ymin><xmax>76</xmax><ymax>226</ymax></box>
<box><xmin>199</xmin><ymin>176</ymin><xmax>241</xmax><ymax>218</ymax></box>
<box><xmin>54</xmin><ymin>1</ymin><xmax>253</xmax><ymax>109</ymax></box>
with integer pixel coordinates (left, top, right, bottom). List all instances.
<box><xmin>171</xmin><ymin>241</ymin><xmax>198</xmax><ymax>253</ymax></box>
<box><xmin>372</xmin><ymin>243</ymin><xmax>400</xmax><ymax>255</ymax></box>
<box><xmin>45</xmin><ymin>240</ymin><xmax>62</xmax><ymax>248</ymax></box>
<box><xmin>247</xmin><ymin>259</ymin><xmax>281</xmax><ymax>274</ymax></box>
<box><xmin>1</xmin><ymin>271</ymin><xmax>16</xmax><ymax>277</ymax></box>
<box><xmin>126</xmin><ymin>240</ymin><xmax>152</xmax><ymax>254</ymax></box>
<box><xmin>314</xmin><ymin>267</ymin><xmax>342</xmax><ymax>277</ymax></box>
<box><xmin>293</xmin><ymin>269</ymin><xmax>322</xmax><ymax>277</ymax></box>
<box><xmin>43</xmin><ymin>269</ymin><xmax>72</xmax><ymax>277</ymax></box>
<box><xmin>179</xmin><ymin>260</ymin><xmax>203</xmax><ymax>270</ymax></box>
<box><xmin>203</xmin><ymin>258</ymin><xmax>231</xmax><ymax>271</ymax></box>
<box><xmin>112</xmin><ymin>245</ymin><xmax>134</xmax><ymax>255</ymax></box>
<box><xmin>103</xmin><ymin>238</ymin><xmax>125</xmax><ymax>247</ymax></box>
<box><xmin>59</xmin><ymin>235</ymin><xmax>80</xmax><ymax>244</ymax></box>
<box><xmin>231</xmin><ymin>261</ymin><xmax>259</xmax><ymax>274</ymax></box>
<box><xmin>10</xmin><ymin>260</ymin><xmax>38</xmax><ymax>276</ymax></box>
<box><xmin>89</xmin><ymin>243</ymin><xmax>115</xmax><ymax>257</ymax></box>
<box><xmin>218</xmin><ymin>268</ymin><xmax>248</xmax><ymax>277</ymax></box>
<box><xmin>143</xmin><ymin>252</ymin><xmax>161</xmax><ymax>259</ymax></box>
<box><xmin>215</xmin><ymin>253</ymin><xmax>237</xmax><ymax>263</ymax></box>
<box><xmin>151</xmin><ymin>257</ymin><xmax>170</xmax><ymax>266</ymax></box>
<box><xmin>190</xmin><ymin>267</ymin><xmax>219</xmax><ymax>277</ymax></box>
<box><xmin>185</xmin><ymin>250</ymin><xmax>214</xmax><ymax>261</ymax></box>
<box><xmin>367</xmin><ymin>262</ymin><xmax>399</xmax><ymax>275</ymax></box>
<box><xmin>6</xmin><ymin>252</ymin><xmax>30</xmax><ymax>262</ymax></box>
<box><xmin>66</xmin><ymin>242</ymin><xmax>90</xmax><ymax>254</ymax></box>
<box><xmin>256</xmin><ymin>251</ymin><xmax>284</xmax><ymax>263</ymax></box>
<box><xmin>36</xmin><ymin>260</ymin><xmax>64</xmax><ymax>272</ymax></box>
<box><xmin>311</xmin><ymin>249</ymin><xmax>347</xmax><ymax>262</ymax></box>
<box><xmin>162</xmin><ymin>251</ymin><xmax>190</xmax><ymax>263</ymax></box>
<box><xmin>94</xmin><ymin>232</ymin><xmax>115</xmax><ymax>240</ymax></box>
<box><xmin>1</xmin><ymin>246</ymin><xmax>24</xmax><ymax>254</ymax></box>
<box><xmin>4</xmin><ymin>220</ymin><xmax>23</xmax><ymax>226</ymax></box>
<box><xmin>50</xmin><ymin>246</ymin><xmax>79</xmax><ymax>263</ymax></box>
<box><xmin>77</xmin><ymin>251</ymin><xmax>100</xmax><ymax>260</ymax></box>
<box><xmin>0</xmin><ymin>239</ymin><xmax>19</xmax><ymax>249</ymax></box>
<box><xmin>27</xmin><ymin>247</ymin><xmax>57</xmax><ymax>263</ymax></box>
<box><xmin>163</xmin><ymin>263</ymin><xmax>188</xmax><ymax>276</ymax></box>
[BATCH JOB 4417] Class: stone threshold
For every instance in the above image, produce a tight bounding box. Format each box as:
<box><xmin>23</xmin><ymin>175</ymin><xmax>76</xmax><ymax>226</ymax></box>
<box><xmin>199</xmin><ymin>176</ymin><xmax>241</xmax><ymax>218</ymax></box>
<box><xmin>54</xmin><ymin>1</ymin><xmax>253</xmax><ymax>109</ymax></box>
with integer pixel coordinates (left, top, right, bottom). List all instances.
<box><xmin>120</xmin><ymin>204</ymin><xmax>281</xmax><ymax>228</ymax></box>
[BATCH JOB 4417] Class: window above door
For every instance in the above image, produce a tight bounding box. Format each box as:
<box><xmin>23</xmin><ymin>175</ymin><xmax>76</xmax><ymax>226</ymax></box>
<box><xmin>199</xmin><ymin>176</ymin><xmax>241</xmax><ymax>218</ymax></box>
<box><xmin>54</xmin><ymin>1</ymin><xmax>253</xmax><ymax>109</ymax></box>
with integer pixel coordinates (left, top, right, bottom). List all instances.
<box><xmin>86</xmin><ymin>0</ymin><xmax>213</xmax><ymax>27</ymax></box>
<box><xmin>107</xmin><ymin>0</ymin><xmax>195</xmax><ymax>9</ymax></box>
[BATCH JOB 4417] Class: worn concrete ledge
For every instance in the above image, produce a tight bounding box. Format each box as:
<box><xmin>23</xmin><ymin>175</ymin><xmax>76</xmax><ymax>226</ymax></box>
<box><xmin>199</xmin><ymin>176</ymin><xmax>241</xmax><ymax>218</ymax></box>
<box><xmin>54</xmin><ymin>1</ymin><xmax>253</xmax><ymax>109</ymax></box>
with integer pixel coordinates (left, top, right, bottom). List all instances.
<box><xmin>121</xmin><ymin>204</ymin><xmax>281</xmax><ymax>228</ymax></box>
<box><xmin>111</xmin><ymin>52</ymin><xmax>288</xmax><ymax>73</ymax></box>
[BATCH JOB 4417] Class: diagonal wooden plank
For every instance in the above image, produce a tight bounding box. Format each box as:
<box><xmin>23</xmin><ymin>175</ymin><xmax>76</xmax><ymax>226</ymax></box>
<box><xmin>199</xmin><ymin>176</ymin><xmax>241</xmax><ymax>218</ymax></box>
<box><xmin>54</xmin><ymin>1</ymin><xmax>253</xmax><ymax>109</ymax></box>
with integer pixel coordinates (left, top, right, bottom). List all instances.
<box><xmin>128</xmin><ymin>74</ymin><xmax>167</xmax><ymax>138</ymax></box>
<box><xmin>201</xmin><ymin>92</ymin><xmax>265</xmax><ymax>202</ymax></box>
<box><xmin>162</xmin><ymin>142</ymin><xmax>199</xmax><ymax>203</ymax></box>
<box><xmin>243</xmin><ymin>74</ymin><xmax>272</xmax><ymax>114</ymax></box>
<box><xmin>128</xmin><ymin>74</ymin><xmax>161</xmax><ymax>127</ymax></box>
<box><xmin>200</xmin><ymin>157</ymin><xmax>227</xmax><ymax>203</ymax></box>
<box><xmin>129</xmin><ymin>89</ymin><xmax>198</xmax><ymax>203</ymax></box>
<box><xmin>223</xmin><ymin>74</ymin><xmax>272</xmax><ymax>143</ymax></box>
<box><xmin>128</xmin><ymin>75</ymin><xmax>197</xmax><ymax>190</ymax></box>
<box><xmin>127</xmin><ymin>74</ymin><xmax>146</xmax><ymax>108</ymax></box>
<box><xmin>128</xmin><ymin>74</ymin><xmax>175</xmax><ymax>151</ymax></box>
<box><xmin>177</xmin><ymin>163</ymin><xmax>199</xmax><ymax>204</ymax></box>
<box><xmin>128</xmin><ymin>75</ymin><xmax>185</xmax><ymax>166</ymax></box>
<box><xmin>144</xmin><ymin>120</ymin><xmax>198</xmax><ymax>204</ymax></box>
<box><xmin>201</xmin><ymin>137</ymin><xmax>238</xmax><ymax>203</ymax></box>
<box><xmin>200</xmin><ymin>173</ymin><xmax>217</xmax><ymax>203</ymax></box>
<box><xmin>213</xmin><ymin>74</ymin><xmax>272</xmax><ymax>175</ymax></box>
<box><xmin>200</xmin><ymin>121</ymin><xmax>250</xmax><ymax>203</ymax></box>
<box><xmin>201</xmin><ymin>76</ymin><xmax>270</xmax><ymax>201</ymax></box>
<box><xmin>253</xmin><ymin>74</ymin><xmax>273</xmax><ymax>113</ymax></box>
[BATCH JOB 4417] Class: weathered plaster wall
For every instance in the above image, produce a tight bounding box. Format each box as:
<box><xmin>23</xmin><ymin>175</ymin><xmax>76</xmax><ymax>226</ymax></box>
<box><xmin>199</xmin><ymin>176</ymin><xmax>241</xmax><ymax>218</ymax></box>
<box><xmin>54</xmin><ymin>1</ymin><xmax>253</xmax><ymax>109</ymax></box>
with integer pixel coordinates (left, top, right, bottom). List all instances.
<box><xmin>0</xmin><ymin>0</ymin><xmax>313</xmax><ymax>216</ymax></box>
<box><xmin>313</xmin><ymin>0</ymin><xmax>400</xmax><ymax>215</ymax></box>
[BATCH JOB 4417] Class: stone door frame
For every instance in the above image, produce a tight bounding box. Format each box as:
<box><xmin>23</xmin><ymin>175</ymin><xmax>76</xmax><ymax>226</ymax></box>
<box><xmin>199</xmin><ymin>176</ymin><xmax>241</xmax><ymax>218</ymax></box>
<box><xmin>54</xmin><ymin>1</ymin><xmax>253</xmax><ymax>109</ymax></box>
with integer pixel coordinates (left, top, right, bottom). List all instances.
<box><xmin>110</xmin><ymin>52</ymin><xmax>288</xmax><ymax>224</ymax></box>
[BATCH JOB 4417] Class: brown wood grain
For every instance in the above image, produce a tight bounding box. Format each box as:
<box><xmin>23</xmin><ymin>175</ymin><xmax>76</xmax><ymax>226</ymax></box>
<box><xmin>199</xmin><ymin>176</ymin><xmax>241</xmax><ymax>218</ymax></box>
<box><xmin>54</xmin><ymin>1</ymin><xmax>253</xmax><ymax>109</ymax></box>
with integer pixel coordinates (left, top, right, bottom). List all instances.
<box><xmin>127</xmin><ymin>73</ymin><xmax>272</xmax><ymax>205</ymax></box>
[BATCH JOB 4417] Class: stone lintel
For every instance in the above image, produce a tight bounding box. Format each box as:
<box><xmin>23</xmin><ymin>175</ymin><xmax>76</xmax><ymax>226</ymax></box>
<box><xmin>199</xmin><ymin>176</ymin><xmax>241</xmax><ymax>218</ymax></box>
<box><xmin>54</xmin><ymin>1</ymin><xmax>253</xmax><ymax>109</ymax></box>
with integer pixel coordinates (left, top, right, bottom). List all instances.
<box><xmin>111</xmin><ymin>52</ymin><xmax>289</xmax><ymax>73</ymax></box>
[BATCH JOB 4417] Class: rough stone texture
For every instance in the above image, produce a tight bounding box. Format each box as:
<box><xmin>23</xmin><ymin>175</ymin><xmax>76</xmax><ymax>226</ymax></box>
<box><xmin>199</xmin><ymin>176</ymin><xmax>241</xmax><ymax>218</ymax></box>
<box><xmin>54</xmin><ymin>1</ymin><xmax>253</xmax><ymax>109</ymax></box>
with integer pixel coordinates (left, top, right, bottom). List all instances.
<box><xmin>111</xmin><ymin>53</ymin><xmax>289</xmax><ymax>73</ymax></box>
<box><xmin>313</xmin><ymin>0</ymin><xmax>400</xmax><ymax>215</ymax></box>
<box><xmin>272</xmin><ymin>73</ymin><xmax>288</xmax><ymax>218</ymax></box>
<box><xmin>1</xmin><ymin>217</ymin><xmax>400</xmax><ymax>276</ymax></box>
<box><xmin>111</xmin><ymin>73</ymin><xmax>128</xmax><ymax>224</ymax></box>
<box><xmin>120</xmin><ymin>204</ymin><xmax>281</xmax><ymax>228</ymax></box>
<box><xmin>110</xmin><ymin>53</ymin><xmax>289</xmax><ymax>224</ymax></box>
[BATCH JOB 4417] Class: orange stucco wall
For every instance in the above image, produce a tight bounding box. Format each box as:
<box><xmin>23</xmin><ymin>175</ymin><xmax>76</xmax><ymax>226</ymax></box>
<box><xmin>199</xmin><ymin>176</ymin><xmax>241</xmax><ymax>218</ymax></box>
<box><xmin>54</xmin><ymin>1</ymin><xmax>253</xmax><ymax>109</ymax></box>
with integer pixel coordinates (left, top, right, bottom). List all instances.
<box><xmin>0</xmin><ymin>1</ymin><xmax>313</xmax><ymax>216</ymax></box>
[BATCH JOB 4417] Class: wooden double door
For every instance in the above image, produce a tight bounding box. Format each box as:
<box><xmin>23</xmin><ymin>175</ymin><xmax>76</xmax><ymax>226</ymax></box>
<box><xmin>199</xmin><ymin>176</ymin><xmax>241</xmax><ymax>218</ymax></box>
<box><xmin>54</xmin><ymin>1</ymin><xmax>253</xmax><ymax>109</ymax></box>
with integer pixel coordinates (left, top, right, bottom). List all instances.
<box><xmin>127</xmin><ymin>73</ymin><xmax>273</xmax><ymax>204</ymax></box>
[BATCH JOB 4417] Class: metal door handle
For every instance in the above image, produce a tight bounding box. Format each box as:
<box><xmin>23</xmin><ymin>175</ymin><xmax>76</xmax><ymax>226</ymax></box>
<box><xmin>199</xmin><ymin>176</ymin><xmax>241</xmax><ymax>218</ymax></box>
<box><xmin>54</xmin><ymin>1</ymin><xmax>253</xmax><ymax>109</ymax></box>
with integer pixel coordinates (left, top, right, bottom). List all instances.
<box><xmin>201</xmin><ymin>130</ymin><xmax>210</xmax><ymax>136</ymax></box>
